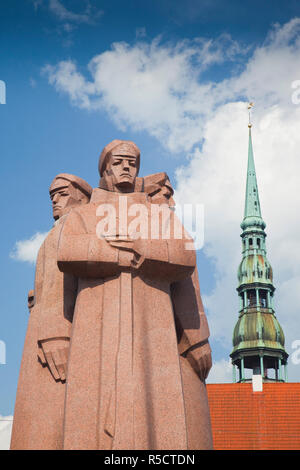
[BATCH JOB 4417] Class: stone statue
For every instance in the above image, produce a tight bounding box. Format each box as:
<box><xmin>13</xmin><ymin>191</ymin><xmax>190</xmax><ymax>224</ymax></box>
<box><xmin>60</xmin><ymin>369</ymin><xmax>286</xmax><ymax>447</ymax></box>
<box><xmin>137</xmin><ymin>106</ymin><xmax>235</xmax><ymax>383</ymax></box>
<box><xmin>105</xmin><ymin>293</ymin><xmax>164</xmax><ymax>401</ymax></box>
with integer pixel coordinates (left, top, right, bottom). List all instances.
<box><xmin>143</xmin><ymin>172</ymin><xmax>175</xmax><ymax>207</ymax></box>
<box><xmin>55</xmin><ymin>140</ymin><xmax>213</xmax><ymax>449</ymax></box>
<box><xmin>11</xmin><ymin>142</ymin><xmax>213</xmax><ymax>450</ymax></box>
<box><xmin>10</xmin><ymin>174</ymin><xmax>93</xmax><ymax>450</ymax></box>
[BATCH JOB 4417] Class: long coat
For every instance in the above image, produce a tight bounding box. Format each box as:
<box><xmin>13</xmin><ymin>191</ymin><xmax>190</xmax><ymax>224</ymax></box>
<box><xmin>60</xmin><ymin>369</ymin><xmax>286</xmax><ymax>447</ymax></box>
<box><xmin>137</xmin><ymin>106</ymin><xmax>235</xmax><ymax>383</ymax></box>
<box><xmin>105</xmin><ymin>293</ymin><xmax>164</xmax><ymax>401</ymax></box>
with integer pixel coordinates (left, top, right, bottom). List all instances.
<box><xmin>57</xmin><ymin>188</ymin><xmax>213</xmax><ymax>450</ymax></box>
<box><xmin>10</xmin><ymin>218</ymin><xmax>77</xmax><ymax>450</ymax></box>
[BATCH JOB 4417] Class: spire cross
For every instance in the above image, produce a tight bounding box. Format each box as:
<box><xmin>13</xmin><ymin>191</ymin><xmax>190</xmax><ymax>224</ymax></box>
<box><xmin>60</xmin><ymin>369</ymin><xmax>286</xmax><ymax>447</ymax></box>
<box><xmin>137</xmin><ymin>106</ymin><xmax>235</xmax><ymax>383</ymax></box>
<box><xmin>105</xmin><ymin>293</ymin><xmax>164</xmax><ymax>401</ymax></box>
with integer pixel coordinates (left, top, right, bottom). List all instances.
<box><xmin>248</xmin><ymin>102</ymin><xmax>254</xmax><ymax>128</ymax></box>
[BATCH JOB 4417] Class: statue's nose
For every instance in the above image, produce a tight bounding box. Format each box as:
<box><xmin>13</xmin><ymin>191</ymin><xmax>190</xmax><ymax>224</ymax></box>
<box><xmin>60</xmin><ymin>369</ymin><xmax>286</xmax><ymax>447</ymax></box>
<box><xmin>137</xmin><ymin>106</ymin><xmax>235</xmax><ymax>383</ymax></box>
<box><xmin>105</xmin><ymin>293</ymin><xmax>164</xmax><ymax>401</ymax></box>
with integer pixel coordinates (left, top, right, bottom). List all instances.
<box><xmin>122</xmin><ymin>160</ymin><xmax>130</xmax><ymax>169</ymax></box>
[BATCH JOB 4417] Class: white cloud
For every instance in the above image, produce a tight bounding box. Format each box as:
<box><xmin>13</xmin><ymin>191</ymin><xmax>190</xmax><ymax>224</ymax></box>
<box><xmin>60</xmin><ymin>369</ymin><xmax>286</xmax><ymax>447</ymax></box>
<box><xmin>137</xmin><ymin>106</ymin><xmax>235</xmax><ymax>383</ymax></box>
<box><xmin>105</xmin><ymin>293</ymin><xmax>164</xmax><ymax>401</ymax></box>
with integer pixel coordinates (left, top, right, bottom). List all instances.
<box><xmin>0</xmin><ymin>416</ymin><xmax>13</xmax><ymax>450</ymax></box>
<box><xmin>42</xmin><ymin>18</ymin><xmax>300</xmax><ymax>152</ymax></box>
<box><xmin>10</xmin><ymin>232</ymin><xmax>48</xmax><ymax>264</ymax></box>
<box><xmin>32</xmin><ymin>0</ymin><xmax>103</xmax><ymax>25</ymax></box>
<box><xmin>29</xmin><ymin>77</ymin><xmax>37</xmax><ymax>88</ymax></box>
<box><xmin>206</xmin><ymin>359</ymin><xmax>232</xmax><ymax>384</ymax></box>
<box><xmin>49</xmin><ymin>0</ymin><xmax>102</xmax><ymax>25</ymax></box>
<box><xmin>136</xmin><ymin>27</ymin><xmax>147</xmax><ymax>39</ymax></box>
<box><xmin>44</xmin><ymin>18</ymin><xmax>300</xmax><ymax>381</ymax></box>
<box><xmin>32</xmin><ymin>0</ymin><xmax>43</xmax><ymax>11</ymax></box>
<box><xmin>43</xmin><ymin>34</ymin><xmax>246</xmax><ymax>153</ymax></box>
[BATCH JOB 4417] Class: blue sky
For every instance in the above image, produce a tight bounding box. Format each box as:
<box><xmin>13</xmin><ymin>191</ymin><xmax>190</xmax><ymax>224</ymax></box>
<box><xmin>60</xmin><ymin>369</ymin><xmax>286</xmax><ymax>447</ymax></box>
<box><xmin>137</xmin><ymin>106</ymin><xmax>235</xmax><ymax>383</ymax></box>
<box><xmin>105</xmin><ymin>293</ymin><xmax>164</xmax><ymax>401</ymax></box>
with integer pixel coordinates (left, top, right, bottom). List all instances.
<box><xmin>1</xmin><ymin>0</ymin><xmax>300</xmax><ymax>425</ymax></box>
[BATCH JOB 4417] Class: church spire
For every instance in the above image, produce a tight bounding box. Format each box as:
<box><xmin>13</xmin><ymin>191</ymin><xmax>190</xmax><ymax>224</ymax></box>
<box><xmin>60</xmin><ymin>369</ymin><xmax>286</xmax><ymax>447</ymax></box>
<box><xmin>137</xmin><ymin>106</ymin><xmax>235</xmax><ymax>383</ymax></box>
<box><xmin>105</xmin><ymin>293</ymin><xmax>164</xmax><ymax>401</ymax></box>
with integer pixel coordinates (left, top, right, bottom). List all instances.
<box><xmin>230</xmin><ymin>108</ymin><xmax>288</xmax><ymax>383</ymax></box>
<box><xmin>241</xmin><ymin>106</ymin><xmax>266</xmax><ymax>232</ymax></box>
<box><xmin>244</xmin><ymin>126</ymin><xmax>262</xmax><ymax>220</ymax></box>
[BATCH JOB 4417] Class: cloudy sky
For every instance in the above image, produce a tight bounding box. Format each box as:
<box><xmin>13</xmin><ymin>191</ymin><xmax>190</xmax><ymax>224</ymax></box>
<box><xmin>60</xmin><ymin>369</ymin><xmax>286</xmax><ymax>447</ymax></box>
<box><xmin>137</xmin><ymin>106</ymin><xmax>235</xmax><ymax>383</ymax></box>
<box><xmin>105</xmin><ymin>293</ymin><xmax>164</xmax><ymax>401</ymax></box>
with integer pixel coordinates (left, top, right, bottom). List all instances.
<box><xmin>1</xmin><ymin>0</ymin><xmax>300</xmax><ymax>448</ymax></box>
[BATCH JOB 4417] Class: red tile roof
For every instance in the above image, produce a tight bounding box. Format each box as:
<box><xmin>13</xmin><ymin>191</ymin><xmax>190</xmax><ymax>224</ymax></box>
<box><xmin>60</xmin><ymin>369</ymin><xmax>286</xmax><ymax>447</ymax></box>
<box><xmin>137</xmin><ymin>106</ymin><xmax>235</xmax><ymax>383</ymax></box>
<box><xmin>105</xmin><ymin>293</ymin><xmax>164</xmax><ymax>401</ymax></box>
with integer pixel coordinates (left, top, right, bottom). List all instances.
<box><xmin>207</xmin><ymin>383</ymin><xmax>300</xmax><ymax>450</ymax></box>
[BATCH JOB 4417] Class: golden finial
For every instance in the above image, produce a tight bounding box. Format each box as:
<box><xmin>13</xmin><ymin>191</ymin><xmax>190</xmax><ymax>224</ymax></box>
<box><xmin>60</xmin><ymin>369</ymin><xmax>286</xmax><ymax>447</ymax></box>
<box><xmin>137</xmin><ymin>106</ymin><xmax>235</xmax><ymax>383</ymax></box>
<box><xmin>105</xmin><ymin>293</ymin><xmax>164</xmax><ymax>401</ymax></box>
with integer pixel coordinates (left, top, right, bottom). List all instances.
<box><xmin>248</xmin><ymin>102</ymin><xmax>254</xmax><ymax>128</ymax></box>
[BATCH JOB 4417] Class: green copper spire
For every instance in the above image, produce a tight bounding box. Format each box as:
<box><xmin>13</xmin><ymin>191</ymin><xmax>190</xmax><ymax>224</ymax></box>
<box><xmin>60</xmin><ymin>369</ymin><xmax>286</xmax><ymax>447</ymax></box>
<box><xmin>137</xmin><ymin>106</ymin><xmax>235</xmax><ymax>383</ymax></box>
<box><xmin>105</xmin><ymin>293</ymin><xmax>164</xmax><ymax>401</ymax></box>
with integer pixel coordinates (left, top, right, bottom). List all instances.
<box><xmin>244</xmin><ymin>126</ymin><xmax>262</xmax><ymax>218</ymax></box>
<box><xmin>241</xmin><ymin>125</ymin><xmax>266</xmax><ymax>232</ymax></box>
<box><xmin>230</xmin><ymin>119</ymin><xmax>288</xmax><ymax>383</ymax></box>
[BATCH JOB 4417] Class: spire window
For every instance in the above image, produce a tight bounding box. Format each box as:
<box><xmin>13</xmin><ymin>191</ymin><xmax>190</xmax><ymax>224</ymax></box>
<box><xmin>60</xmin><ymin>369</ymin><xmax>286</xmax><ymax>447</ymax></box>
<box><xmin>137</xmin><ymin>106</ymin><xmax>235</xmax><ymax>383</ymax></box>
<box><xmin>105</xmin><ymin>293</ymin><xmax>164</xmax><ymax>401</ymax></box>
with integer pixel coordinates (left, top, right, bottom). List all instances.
<box><xmin>248</xmin><ymin>289</ymin><xmax>256</xmax><ymax>307</ymax></box>
<box><xmin>260</xmin><ymin>291</ymin><xmax>267</xmax><ymax>308</ymax></box>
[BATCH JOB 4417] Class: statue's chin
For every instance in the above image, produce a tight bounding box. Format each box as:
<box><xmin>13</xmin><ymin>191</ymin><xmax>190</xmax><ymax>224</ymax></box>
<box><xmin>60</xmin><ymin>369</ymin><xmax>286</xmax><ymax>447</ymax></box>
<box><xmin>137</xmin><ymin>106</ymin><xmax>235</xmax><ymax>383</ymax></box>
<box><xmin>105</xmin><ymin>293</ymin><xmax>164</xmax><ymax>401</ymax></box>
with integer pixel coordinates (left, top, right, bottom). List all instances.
<box><xmin>114</xmin><ymin>181</ymin><xmax>135</xmax><ymax>193</ymax></box>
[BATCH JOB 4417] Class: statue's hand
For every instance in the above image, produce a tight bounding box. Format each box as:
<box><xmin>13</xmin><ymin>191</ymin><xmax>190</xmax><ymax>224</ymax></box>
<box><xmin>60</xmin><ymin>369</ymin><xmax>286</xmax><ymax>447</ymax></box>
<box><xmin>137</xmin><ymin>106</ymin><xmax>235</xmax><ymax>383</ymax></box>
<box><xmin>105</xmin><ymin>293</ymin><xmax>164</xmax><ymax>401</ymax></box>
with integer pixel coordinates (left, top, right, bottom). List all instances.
<box><xmin>39</xmin><ymin>338</ymin><xmax>70</xmax><ymax>382</ymax></box>
<box><xmin>105</xmin><ymin>235</ymin><xmax>146</xmax><ymax>269</ymax></box>
<box><xmin>185</xmin><ymin>340</ymin><xmax>212</xmax><ymax>382</ymax></box>
<box><xmin>105</xmin><ymin>236</ymin><xmax>135</xmax><ymax>251</ymax></box>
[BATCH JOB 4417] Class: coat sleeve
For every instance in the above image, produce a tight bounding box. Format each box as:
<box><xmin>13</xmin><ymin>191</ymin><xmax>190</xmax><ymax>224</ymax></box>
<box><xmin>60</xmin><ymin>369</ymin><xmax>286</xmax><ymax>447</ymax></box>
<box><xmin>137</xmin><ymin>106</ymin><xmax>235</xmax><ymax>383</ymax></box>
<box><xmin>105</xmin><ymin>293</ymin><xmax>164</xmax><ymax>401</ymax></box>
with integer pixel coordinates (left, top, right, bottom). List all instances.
<box><xmin>36</xmin><ymin>228</ymin><xmax>77</xmax><ymax>342</ymax></box>
<box><xmin>171</xmin><ymin>267</ymin><xmax>210</xmax><ymax>355</ymax></box>
<box><xmin>140</xmin><ymin>210</ymin><xmax>196</xmax><ymax>282</ymax></box>
<box><xmin>37</xmin><ymin>273</ymin><xmax>77</xmax><ymax>342</ymax></box>
<box><xmin>57</xmin><ymin>208</ymin><xmax>120</xmax><ymax>279</ymax></box>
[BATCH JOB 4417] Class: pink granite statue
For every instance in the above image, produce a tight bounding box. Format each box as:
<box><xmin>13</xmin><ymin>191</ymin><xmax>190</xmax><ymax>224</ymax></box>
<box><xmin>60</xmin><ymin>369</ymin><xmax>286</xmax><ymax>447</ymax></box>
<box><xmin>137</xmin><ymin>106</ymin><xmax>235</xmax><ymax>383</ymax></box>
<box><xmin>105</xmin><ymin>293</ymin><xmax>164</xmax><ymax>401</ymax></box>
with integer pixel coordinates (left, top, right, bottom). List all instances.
<box><xmin>143</xmin><ymin>172</ymin><xmax>175</xmax><ymax>207</ymax></box>
<box><xmin>56</xmin><ymin>140</ymin><xmax>213</xmax><ymax>449</ymax></box>
<box><xmin>10</xmin><ymin>174</ymin><xmax>93</xmax><ymax>450</ymax></box>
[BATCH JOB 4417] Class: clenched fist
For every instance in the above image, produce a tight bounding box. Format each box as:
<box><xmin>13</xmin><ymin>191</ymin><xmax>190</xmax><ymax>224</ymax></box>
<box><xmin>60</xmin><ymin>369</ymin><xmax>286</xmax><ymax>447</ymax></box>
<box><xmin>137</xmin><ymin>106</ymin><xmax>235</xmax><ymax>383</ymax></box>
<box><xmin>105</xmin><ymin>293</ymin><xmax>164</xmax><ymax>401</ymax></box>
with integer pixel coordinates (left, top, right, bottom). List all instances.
<box><xmin>185</xmin><ymin>340</ymin><xmax>212</xmax><ymax>382</ymax></box>
<box><xmin>39</xmin><ymin>337</ymin><xmax>70</xmax><ymax>382</ymax></box>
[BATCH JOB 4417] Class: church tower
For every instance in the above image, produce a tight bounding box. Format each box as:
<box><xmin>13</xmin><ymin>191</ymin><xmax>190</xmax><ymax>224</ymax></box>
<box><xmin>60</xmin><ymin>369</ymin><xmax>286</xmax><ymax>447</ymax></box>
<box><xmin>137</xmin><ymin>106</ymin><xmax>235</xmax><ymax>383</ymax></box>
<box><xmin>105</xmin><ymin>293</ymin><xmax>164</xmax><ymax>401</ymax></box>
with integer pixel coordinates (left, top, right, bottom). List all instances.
<box><xmin>230</xmin><ymin>115</ymin><xmax>288</xmax><ymax>383</ymax></box>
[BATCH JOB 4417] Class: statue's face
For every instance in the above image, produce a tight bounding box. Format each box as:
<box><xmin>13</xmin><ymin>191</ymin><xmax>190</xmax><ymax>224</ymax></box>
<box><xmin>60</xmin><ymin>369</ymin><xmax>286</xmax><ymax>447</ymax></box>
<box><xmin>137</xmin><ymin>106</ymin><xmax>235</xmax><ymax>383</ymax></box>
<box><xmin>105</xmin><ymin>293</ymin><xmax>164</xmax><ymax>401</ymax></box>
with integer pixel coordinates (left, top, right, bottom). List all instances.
<box><xmin>160</xmin><ymin>179</ymin><xmax>173</xmax><ymax>201</ymax></box>
<box><xmin>106</xmin><ymin>155</ymin><xmax>138</xmax><ymax>192</ymax></box>
<box><xmin>50</xmin><ymin>179</ymin><xmax>80</xmax><ymax>220</ymax></box>
<box><xmin>151</xmin><ymin>178</ymin><xmax>175</xmax><ymax>207</ymax></box>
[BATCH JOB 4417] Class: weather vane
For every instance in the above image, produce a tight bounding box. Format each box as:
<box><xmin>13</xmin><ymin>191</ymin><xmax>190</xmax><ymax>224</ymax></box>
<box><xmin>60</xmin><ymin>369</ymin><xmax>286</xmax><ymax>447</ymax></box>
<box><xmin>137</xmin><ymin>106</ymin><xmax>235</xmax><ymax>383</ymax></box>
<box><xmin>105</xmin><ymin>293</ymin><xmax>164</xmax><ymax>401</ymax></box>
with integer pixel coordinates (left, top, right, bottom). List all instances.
<box><xmin>248</xmin><ymin>102</ymin><xmax>254</xmax><ymax>128</ymax></box>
